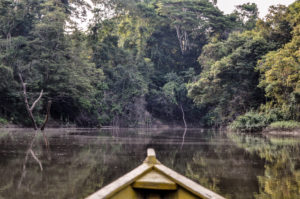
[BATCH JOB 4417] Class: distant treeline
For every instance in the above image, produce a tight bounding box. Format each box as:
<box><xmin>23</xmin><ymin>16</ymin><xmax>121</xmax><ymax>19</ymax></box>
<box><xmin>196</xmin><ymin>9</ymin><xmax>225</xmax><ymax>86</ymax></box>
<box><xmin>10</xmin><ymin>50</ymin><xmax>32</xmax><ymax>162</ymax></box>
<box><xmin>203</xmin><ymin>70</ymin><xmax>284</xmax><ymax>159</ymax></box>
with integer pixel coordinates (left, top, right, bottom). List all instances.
<box><xmin>0</xmin><ymin>0</ymin><xmax>299</xmax><ymax>128</ymax></box>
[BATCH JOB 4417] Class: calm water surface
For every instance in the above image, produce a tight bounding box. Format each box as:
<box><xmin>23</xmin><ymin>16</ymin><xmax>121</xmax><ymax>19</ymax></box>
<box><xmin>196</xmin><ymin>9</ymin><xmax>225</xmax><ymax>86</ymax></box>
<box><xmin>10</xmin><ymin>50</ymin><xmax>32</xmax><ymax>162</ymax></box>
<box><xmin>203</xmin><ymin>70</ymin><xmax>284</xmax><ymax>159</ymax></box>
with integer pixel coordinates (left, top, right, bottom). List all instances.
<box><xmin>0</xmin><ymin>128</ymin><xmax>299</xmax><ymax>199</ymax></box>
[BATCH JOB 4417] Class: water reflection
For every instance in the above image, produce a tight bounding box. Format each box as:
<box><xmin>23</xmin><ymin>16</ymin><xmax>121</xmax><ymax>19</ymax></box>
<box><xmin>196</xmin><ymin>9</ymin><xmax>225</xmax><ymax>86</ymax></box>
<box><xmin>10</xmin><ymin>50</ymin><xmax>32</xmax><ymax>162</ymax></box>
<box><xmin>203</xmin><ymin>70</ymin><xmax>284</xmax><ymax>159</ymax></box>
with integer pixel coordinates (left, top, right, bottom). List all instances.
<box><xmin>18</xmin><ymin>132</ymin><xmax>43</xmax><ymax>189</ymax></box>
<box><xmin>0</xmin><ymin>129</ymin><xmax>299</xmax><ymax>199</ymax></box>
<box><xmin>229</xmin><ymin>134</ymin><xmax>300</xmax><ymax>199</ymax></box>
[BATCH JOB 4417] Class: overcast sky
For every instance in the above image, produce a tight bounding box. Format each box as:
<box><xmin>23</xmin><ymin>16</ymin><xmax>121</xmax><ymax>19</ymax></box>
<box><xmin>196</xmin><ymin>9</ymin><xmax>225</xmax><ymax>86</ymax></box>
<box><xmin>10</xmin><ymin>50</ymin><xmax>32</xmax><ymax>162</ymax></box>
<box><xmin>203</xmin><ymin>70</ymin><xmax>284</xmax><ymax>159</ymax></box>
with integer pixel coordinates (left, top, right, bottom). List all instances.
<box><xmin>217</xmin><ymin>0</ymin><xmax>295</xmax><ymax>18</ymax></box>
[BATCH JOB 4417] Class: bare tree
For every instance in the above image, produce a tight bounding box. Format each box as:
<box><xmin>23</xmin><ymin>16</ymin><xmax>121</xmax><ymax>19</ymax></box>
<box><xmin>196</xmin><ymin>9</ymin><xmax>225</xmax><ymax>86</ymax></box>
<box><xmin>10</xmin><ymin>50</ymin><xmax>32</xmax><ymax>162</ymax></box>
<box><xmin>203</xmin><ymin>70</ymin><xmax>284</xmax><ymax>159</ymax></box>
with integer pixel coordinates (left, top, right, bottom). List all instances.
<box><xmin>19</xmin><ymin>73</ymin><xmax>51</xmax><ymax>131</ymax></box>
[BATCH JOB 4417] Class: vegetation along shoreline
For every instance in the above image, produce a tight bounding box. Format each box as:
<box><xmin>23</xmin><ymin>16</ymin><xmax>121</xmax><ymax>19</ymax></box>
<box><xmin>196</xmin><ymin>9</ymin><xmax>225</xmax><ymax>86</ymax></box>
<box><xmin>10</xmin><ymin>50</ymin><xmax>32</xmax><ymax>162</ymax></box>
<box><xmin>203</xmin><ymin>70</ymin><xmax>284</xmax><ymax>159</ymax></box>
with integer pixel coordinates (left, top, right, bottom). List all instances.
<box><xmin>0</xmin><ymin>0</ymin><xmax>299</xmax><ymax>132</ymax></box>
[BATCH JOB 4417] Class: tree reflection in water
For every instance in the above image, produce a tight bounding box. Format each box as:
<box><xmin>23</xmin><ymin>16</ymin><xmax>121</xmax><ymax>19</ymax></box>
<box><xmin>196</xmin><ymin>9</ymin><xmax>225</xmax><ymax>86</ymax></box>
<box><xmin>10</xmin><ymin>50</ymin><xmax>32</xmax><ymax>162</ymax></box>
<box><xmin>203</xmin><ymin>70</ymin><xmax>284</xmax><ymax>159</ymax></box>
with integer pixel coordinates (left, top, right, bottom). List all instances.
<box><xmin>0</xmin><ymin>130</ymin><xmax>112</xmax><ymax>199</ymax></box>
<box><xmin>0</xmin><ymin>129</ymin><xmax>299</xmax><ymax>199</ymax></box>
<box><xmin>229</xmin><ymin>134</ymin><xmax>300</xmax><ymax>199</ymax></box>
<box><xmin>18</xmin><ymin>131</ymin><xmax>43</xmax><ymax>189</ymax></box>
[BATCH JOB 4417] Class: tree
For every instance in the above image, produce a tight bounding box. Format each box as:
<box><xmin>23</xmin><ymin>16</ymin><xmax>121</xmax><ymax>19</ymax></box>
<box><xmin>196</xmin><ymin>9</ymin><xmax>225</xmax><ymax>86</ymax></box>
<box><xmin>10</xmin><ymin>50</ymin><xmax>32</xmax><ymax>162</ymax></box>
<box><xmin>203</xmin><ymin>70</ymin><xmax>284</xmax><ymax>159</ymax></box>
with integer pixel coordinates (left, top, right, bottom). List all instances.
<box><xmin>257</xmin><ymin>29</ymin><xmax>300</xmax><ymax>120</ymax></box>
<box><xmin>256</xmin><ymin>1</ymin><xmax>300</xmax><ymax>121</ymax></box>
<box><xmin>0</xmin><ymin>0</ymin><xmax>106</xmax><ymax>126</ymax></box>
<box><xmin>256</xmin><ymin>4</ymin><xmax>292</xmax><ymax>48</ymax></box>
<box><xmin>233</xmin><ymin>3</ymin><xmax>259</xmax><ymax>30</ymax></box>
<box><xmin>187</xmin><ymin>32</ymin><xmax>273</xmax><ymax>126</ymax></box>
<box><xmin>157</xmin><ymin>0</ymin><xmax>231</xmax><ymax>55</ymax></box>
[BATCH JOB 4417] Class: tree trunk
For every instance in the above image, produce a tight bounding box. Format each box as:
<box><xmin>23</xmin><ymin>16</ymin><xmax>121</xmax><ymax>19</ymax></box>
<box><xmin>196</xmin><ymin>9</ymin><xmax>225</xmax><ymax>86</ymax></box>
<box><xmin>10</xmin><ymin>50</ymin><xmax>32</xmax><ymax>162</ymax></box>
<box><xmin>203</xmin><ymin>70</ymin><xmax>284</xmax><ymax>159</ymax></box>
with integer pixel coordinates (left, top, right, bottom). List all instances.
<box><xmin>180</xmin><ymin>104</ymin><xmax>187</xmax><ymax>129</ymax></box>
<box><xmin>175</xmin><ymin>25</ymin><xmax>185</xmax><ymax>55</ymax></box>
<box><xmin>19</xmin><ymin>73</ymin><xmax>44</xmax><ymax>130</ymax></box>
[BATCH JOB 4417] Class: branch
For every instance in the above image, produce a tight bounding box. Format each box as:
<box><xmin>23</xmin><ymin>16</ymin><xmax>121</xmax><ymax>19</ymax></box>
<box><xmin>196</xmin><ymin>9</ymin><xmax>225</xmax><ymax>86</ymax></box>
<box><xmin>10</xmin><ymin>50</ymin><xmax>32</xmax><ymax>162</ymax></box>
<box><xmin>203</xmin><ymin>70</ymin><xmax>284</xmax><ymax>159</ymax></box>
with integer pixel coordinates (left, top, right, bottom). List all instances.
<box><xmin>18</xmin><ymin>73</ymin><xmax>30</xmax><ymax>111</ymax></box>
<box><xmin>30</xmin><ymin>89</ymin><xmax>43</xmax><ymax>111</ymax></box>
<box><xmin>19</xmin><ymin>73</ymin><xmax>38</xmax><ymax>130</ymax></box>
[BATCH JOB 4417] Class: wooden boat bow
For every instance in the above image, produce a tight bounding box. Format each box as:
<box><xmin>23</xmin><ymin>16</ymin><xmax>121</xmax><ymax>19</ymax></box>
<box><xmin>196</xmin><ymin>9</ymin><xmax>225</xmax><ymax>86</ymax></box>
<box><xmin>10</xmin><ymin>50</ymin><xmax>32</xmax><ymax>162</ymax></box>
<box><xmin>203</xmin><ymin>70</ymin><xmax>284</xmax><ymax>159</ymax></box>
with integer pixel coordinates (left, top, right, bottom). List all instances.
<box><xmin>86</xmin><ymin>148</ymin><xmax>225</xmax><ymax>199</ymax></box>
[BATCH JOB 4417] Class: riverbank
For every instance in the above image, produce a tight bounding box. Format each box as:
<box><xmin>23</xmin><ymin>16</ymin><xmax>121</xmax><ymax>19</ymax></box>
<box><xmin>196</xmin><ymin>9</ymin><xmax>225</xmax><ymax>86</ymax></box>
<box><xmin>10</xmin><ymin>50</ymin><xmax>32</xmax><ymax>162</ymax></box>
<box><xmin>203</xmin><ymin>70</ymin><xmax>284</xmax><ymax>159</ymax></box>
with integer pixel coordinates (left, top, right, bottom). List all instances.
<box><xmin>262</xmin><ymin>121</ymin><xmax>300</xmax><ymax>136</ymax></box>
<box><xmin>264</xmin><ymin>130</ymin><xmax>300</xmax><ymax>136</ymax></box>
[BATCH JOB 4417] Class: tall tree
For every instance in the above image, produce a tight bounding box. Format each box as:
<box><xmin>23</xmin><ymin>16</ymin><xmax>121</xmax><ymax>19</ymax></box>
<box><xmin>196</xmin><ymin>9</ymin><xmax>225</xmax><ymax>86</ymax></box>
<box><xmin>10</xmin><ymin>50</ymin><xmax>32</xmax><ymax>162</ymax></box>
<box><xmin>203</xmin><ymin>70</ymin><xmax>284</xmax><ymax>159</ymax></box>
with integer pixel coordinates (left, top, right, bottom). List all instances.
<box><xmin>157</xmin><ymin>0</ymin><xmax>231</xmax><ymax>55</ymax></box>
<box><xmin>257</xmin><ymin>1</ymin><xmax>300</xmax><ymax>120</ymax></box>
<box><xmin>233</xmin><ymin>3</ymin><xmax>259</xmax><ymax>30</ymax></box>
<box><xmin>187</xmin><ymin>32</ymin><xmax>274</xmax><ymax>126</ymax></box>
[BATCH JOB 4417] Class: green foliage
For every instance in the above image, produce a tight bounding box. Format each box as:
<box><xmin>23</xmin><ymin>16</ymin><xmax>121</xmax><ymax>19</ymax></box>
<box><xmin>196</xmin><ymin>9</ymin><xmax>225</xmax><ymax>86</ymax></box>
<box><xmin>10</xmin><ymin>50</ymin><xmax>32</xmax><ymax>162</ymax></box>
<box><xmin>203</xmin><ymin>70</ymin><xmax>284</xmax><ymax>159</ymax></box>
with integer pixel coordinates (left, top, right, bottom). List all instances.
<box><xmin>256</xmin><ymin>4</ymin><xmax>293</xmax><ymax>48</ymax></box>
<box><xmin>268</xmin><ymin>121</ymin><xmax>300</xmax><ymax>131</ymax></box>
<box><xmin>162</xmin><ymin>72</ymin><xmax>185</xmax><ymax>105</ymax></box>
<box><xmin>188</xmin><ymin>32</ymin><xmax>272</xmax><ymax>126</ymax></box>
<box><xmin>0</xmin><ymin>117</ymin><xmax>8</xmax><ymax>126</ymax></box>
<box><xmin>157</xmin><ymin>0</ymin><xmax>234</xmax><ymax>54</ymax></box>
<box><xmin>230</xmin><ymin>107</ymin><xmax>286</xmax><ymax>132</ymax></box>
<box><xmin>0</xmin><ymin>0</ymin><xmax>106</xmax><ymax>127</ymax></box>
<box><xmin>231</xmin><ymin>3</ymin><xmax>259</xmax><ymax>31</ymax></box>
<box><xmin>257</xmin><ymin>1</ymin><xmax>300</xmax><ymax>121</ymax></box>
<box><xmin>0</xmin><ymin>0</ymin><xmax>299</xmax><ymax>128</ymax></box>
<box><xmin>0</xmin><ymin>64</ymin><xmax>14</xmax><ymax>90</ymax></box>
<box><xmin>229</xmin><ymin>111</ymin><xmax>267</xmax><ymax>132</ymax></box>
<box><xmin>188</xmin><ymin>1</ymin><xmax>300</xmax><ymax>128</ymax></box>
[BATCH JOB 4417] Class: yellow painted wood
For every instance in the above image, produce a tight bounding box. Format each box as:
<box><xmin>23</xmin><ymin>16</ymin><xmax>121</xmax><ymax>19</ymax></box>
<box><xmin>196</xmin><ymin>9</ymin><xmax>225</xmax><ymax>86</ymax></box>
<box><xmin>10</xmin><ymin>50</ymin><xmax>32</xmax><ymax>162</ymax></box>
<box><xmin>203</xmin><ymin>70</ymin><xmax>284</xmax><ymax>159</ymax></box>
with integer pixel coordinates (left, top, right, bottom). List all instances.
<box><xmin>85</xmin><ymin>163</ymin><xmax>152</xmax><ymax>199</ymax></box>
<box><xmin>154</xmin><ymin>164</ymin><xmax>225</xmax><ymax>199</ymax></box>
<box><xmin>85</xmin><ymin>148</ymin><xmax>226</xmax><ymax>199</ymax></box>
<box><xmin>144</xmin><ymin>148</ymin><xmax>160</xmax><ymax>164</ymax></box>
<box><xmin>176</xmin><ymin>188</ymin><xmax>199</xmax><ymax>199</ymax></box>
<box><xmin>109</xmin><ymin>186</ymin><xmax>138</xmax><ymax>199</ymax></box>
<box><xmin>133</xmin><ymin>170</ymin><xmax>177</xmax><ymax>190</ymax></box>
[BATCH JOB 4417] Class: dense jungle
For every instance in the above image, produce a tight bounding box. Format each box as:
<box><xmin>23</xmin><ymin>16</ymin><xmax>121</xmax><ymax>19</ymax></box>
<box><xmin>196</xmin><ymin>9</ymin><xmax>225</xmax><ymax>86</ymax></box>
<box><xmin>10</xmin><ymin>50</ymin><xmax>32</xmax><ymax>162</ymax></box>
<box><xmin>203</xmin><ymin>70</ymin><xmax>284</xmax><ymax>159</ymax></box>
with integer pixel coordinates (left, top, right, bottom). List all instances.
<box><xmin>0</xmin><ymin>0</ymin><xmax>300</xmax><ymax>131</ymax></box>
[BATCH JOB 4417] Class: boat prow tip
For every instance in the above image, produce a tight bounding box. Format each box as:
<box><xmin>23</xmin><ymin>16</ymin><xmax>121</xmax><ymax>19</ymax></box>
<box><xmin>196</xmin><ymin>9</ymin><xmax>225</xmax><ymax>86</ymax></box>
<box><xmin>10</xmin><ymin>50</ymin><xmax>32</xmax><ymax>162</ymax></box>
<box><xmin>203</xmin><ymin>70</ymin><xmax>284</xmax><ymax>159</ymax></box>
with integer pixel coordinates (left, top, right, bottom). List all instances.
<box><xmin>144</xmin><ymin>148</ymin><xmax>160</xmax><ymax>164</ymax></box>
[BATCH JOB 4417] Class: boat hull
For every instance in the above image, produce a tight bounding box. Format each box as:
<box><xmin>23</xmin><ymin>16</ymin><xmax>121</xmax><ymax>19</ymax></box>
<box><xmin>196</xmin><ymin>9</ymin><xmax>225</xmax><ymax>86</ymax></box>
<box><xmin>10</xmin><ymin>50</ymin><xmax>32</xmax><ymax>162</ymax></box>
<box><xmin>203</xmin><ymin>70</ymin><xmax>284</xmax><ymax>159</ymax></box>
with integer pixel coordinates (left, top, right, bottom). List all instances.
<box><xmin>86</xmin><ymin>149</ymin><xmax>225</xmax><ymax>199</ymax></box>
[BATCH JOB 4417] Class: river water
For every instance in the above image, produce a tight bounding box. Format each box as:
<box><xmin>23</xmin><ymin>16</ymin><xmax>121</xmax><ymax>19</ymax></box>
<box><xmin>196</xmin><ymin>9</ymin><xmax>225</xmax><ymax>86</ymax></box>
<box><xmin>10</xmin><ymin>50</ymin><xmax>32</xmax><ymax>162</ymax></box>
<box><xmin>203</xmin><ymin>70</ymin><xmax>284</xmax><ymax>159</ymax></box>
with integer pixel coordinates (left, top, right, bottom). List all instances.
<box><xmin>0</xmin><ymin>128</ymin><xmax>299</xmax><ymax>199</ymax></box>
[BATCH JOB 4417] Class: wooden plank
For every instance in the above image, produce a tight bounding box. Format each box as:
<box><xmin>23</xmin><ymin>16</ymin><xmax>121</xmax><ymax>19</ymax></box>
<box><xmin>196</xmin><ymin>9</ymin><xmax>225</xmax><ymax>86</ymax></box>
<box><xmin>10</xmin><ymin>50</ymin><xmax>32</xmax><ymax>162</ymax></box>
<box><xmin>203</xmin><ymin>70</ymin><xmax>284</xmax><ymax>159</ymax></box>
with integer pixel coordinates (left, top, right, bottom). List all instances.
<box><xmin>144</xmin><ymin>148</ymin><xmax>160</xmax><ymax>164</ymax></box>
<box><xmin>147</xmin><ymin>148</ymin><xmax>156</xmax><ymax>157</ymax></box>
<box><xmin>85</xmin><ymin>163</ymin><xmax>152</xmax><ymax>199</ymax></box>
<box><xmin>133</xmin><ymin>170</ymin><xmax>177</xmax><ymax>190</ymax></box>
<box><xmin>154</xmin><ymin>164</ymin><xmax>225</xmax><ymax>199</ymax></box>
<box><xmin>106</xmin><ymin>186</ymin><xmax>138</xmax><ymax>199</ymax></box>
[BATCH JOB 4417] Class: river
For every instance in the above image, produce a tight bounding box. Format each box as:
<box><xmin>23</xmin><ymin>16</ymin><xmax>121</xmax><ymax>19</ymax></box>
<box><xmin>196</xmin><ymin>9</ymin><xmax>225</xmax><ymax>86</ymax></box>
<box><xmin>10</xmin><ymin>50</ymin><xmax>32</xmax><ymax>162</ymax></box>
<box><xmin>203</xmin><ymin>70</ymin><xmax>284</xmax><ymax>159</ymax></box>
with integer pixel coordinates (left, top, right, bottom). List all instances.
<box><xmin>0</xmin><ymin>128</ymin><xmax>299</xmax><ymax>199</ymax></box>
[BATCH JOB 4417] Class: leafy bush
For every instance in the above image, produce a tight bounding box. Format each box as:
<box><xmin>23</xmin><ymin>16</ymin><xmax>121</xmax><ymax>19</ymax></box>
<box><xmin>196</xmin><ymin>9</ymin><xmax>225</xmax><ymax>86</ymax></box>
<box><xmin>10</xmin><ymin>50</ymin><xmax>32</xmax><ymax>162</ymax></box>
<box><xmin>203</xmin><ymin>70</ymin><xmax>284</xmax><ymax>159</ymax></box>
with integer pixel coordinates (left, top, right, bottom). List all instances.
<box><xmin>268</xmin><ymin>121</ymin><xmax>300</xmax><ymax>131</ymax></box>
<box><xmin>230</xmin><ymin>111</ymin><xmax>268</xmax><ymax>132</ymax></box>
<box><xmin>230</xmin><ymin>107</ymin><xmax>289</xmax><ymax>133</ymax></box>
<box><xmin>262</xmin><ymin>108</ymin><xmax>284</xmax><ymax>124</ymax></box>
<box><xmin>0</xmin><ymin>117</ymin><xmax>8</xmax><ymax>126</ymax></box>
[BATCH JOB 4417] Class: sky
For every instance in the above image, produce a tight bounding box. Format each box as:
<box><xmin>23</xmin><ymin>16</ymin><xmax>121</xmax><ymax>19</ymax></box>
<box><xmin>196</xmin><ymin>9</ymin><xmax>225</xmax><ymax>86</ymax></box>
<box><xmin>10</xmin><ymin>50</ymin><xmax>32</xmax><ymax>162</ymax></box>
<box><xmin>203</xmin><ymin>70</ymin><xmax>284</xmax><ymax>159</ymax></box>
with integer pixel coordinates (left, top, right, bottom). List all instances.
<box><xmin>217</xmin><ymin>0</ymin><xmax>296</xmax><ymax>18</ymax></box>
